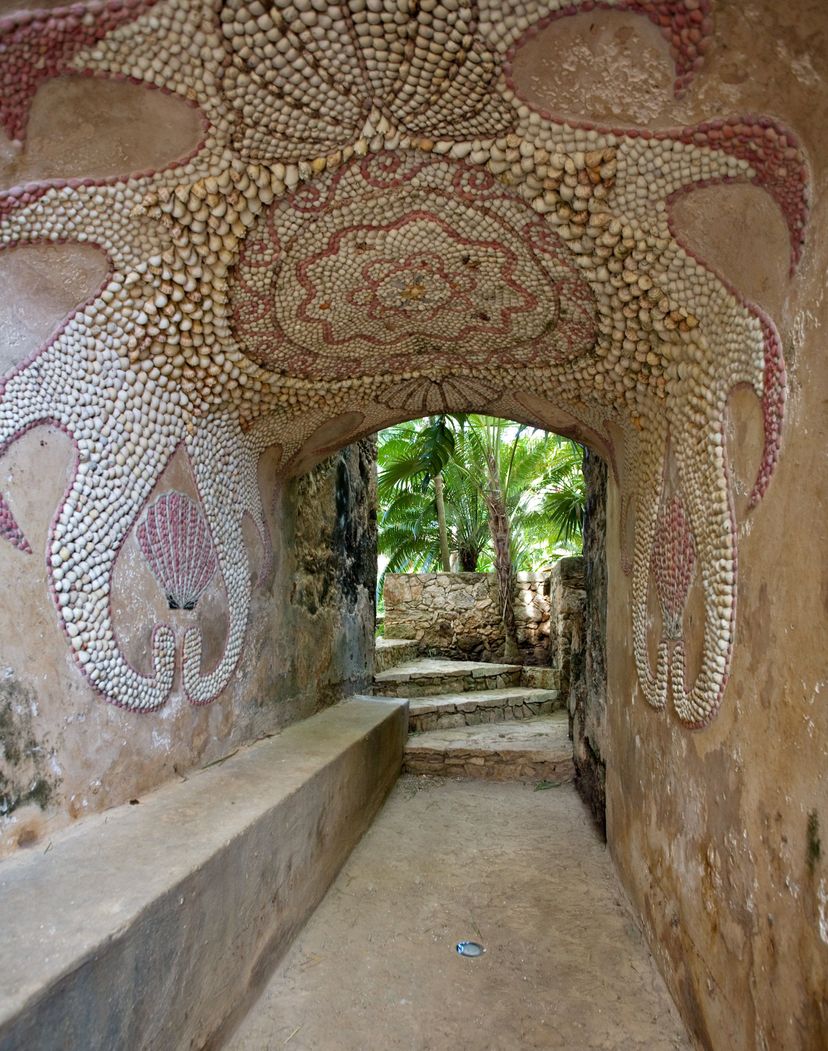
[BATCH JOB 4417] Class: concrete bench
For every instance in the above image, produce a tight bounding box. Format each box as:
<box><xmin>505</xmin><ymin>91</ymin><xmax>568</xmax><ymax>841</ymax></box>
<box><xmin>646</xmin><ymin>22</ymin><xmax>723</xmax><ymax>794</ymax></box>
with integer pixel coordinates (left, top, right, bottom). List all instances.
<box><xmin>0</xmin><ymin>697</ymin><xmax>407</xmax><ymax>1051</ymax></box>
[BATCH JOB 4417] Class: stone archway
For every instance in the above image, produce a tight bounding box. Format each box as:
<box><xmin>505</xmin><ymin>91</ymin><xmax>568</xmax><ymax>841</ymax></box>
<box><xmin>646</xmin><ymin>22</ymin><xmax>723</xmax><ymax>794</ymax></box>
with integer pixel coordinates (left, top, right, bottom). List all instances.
<box><xmin>0</xmin><ymin>0</ymin><xmax>809</xmax><ymax>732</ymax></box>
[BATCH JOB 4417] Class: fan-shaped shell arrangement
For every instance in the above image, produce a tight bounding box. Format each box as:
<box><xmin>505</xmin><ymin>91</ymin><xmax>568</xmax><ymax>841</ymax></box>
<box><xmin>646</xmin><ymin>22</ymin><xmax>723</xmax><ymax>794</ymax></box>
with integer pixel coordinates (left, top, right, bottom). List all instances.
<box><xmin>0</xmin><ymin>0</ymin><xmax>810</xmax><ymax>721</ymax></box>
<box><xmin>137</xmin><ymin>491</ymin><xmax>217</xmax><ymax>611</ymax></box>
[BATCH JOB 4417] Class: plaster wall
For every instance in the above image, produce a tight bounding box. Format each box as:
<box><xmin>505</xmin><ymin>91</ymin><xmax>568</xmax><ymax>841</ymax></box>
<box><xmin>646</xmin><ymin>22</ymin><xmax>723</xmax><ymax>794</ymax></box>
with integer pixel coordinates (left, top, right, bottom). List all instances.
<box><xmin>539</xmin><ymin>6</ymin><xmax>828</xmax><ymax>1047</ymax></box>
<box><xmin>0</xmin><ymin>2</ymin><xmax>826</xmax><ymax>1047</ymax></box>
<box><xmin>0</xmin><ymin>422</ymin><xmax>377</xmax><ymax>858</ymax></box>
<box><xmin>0</xmin><ymin>94</ymin><xmax>380</xmax><ymax>853</ymax></box>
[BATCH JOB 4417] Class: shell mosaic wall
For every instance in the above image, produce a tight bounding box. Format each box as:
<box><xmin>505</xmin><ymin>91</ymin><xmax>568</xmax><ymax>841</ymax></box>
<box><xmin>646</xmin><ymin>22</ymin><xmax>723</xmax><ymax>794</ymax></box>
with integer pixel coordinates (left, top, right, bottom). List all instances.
<box><xmin>0</xmin><ymin>0</ymin><xmax>810</xmax><ymax>724</ymax></box>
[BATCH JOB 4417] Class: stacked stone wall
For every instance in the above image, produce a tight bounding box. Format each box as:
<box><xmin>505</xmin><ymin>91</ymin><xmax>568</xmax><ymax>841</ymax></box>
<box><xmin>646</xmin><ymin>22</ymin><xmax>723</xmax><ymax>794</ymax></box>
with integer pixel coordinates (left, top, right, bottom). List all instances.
<box><xmin>383</xmin><ymin>565</ymin><xmax>585</xmax><ymax>676</ymax></box>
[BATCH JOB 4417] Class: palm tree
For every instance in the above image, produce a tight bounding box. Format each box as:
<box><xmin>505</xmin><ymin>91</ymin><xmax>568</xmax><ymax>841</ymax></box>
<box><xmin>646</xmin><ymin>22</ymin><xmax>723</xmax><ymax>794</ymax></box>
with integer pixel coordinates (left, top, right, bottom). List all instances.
<box><xmin>377</xmin><ymin>416</ymin><xmax>586</xmax><ymax>648</ymax></box>
<box><xmin>377</xmin><ymin>417</ymin><xmax>488</xmax><ymax>587</ymax></box>
<box><xmin>507</xmin><ymin>434</ymin><xmax>586</xmax><ymax>563</ymax></box>
<box><xmin>457</xmin><ymin>417</ymin><xmax>583</xmax><ymax>659</ymax></box>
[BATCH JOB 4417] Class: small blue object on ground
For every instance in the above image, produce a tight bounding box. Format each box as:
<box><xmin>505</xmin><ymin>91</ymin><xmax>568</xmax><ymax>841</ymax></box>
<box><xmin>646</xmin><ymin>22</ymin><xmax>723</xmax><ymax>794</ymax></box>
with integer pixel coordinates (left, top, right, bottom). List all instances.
<box><xmin>456</xmin><ymin>941</ymin><xmax>485</xmax><ymax>957</ymax></box>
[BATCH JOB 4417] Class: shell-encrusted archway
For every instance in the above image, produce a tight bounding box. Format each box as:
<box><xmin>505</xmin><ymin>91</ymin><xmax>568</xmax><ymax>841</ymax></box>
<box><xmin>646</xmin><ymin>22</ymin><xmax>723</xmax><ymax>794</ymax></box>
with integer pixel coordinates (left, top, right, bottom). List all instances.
<box><xmin>0</xmin><ymin>0</ymin><xmax>809</xmax><ymax>722</ymax></box>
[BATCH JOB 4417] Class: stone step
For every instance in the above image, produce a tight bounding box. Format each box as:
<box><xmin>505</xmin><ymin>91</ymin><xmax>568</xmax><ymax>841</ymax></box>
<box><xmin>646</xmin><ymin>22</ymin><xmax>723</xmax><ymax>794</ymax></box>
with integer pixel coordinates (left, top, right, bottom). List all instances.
<box><xmin>373</xmin><ymin>656</ymin><xmax>522</xmax><ymax>698</ymax></box>
<box><xmin>403</xmin><ymin>714</ymin><xmax>574</xmax><ymax>783</ymax></box>
<box><xmin>408</xmin><ymin>686</ymin><xmax>561</xmax><ymax>732</ymax></box>
<box><xmin>374</xmin><ymin>637</ymin><xmax>420</xmax><ymax>674</ymax></box>
<box><xmin>520</xmin><ymin>665</ymin><xmax>561</xmax><ymax>692</ymax></box>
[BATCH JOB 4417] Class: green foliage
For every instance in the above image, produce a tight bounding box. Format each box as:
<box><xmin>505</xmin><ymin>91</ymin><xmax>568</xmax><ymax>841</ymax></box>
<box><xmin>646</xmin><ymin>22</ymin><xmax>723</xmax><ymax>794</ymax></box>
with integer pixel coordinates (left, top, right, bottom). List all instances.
<box><xmin>377</xmin><ymin>414</ymin><xmax>585</xmax><ymax>596</ymax></box>
<box><xmin>376</xmin><ymin>415</ymin><xmax>455</xmax><ymax>497</ymax></box>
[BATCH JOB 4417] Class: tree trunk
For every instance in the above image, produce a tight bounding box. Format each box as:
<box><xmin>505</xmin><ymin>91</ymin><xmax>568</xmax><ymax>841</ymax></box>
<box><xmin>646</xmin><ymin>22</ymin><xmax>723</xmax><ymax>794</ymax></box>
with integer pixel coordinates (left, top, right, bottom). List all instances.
<box><xmin>459</xmin><ymin>545</ymin><xmax>478</xmax><ymax>572</ymax></box>
<box><xmin>434</xmin><ymin>472</ymin><xmax>451</xmax><ymax>572</ymax></box>
<box><xmin>483</xmin><ymin>449</ymin><xmax>521</xmax><ymax>663</ymax></box>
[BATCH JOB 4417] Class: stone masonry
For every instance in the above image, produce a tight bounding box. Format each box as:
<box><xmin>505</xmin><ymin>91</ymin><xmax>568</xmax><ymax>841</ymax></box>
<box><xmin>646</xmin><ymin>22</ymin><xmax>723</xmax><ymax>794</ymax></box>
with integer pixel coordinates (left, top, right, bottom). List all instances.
<box><xmin>384</xmin><ymin>570</ymin><xmax>559</xmax><ymax>665</ymax></box>
<box><xmin>383</xmin><ymin>564</ymin><xmax>585</xmax><ymax>696</ymax></box>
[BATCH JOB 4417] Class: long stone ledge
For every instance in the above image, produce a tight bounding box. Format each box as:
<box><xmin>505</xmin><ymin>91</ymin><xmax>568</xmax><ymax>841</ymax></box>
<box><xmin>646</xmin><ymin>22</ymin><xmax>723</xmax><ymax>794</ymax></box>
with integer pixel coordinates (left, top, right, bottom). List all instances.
<box><xmin>0</xmin><ymin>697</ymin><xmax>407</xmax><ymax>1051</ymax></box>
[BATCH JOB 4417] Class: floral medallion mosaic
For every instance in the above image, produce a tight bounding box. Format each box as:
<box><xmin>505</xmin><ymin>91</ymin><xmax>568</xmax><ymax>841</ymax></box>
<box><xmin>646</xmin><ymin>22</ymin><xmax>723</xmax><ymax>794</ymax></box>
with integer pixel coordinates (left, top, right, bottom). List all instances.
<box><xmin>0</xmin><ymin>0</ymin><xmax>810</xmax><ymax>723</ymax></box>
<box><xmin>230</xmin><ymin>153</ymin><xmax>597</xmax><ymax>378</ymax></box>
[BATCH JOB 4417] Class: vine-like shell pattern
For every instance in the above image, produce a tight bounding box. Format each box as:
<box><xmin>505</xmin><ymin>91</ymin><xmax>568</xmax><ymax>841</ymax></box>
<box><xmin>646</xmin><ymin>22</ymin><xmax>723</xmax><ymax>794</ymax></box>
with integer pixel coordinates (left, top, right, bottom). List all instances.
<box><xmin>0</xmin><ymin>0</ymin><xmax>810</xmax><ymax>722</ymax></box>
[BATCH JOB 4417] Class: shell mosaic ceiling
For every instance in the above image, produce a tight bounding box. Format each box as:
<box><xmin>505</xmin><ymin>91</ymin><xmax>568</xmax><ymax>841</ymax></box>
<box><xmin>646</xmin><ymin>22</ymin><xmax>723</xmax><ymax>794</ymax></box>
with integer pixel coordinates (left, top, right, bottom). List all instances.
<box><xmin>0</xmin><ymin>0</ymin><xmax>810</xmax><ymax>722</ymax></box>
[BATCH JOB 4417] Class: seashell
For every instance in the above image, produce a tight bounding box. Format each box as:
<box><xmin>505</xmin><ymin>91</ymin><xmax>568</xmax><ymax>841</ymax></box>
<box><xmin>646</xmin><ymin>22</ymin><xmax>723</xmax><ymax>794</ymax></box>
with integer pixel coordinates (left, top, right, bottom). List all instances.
<box><xmin>0</xmin><ymin>492</ymin><xmax>31</xmax><ymax>554</ymax></box>
<box><xmin>651</xmin><ymin>494</ymin><xmax>696</xmax><ymax>639</ymax></box>
<box><xmin>137</xmin><ymin>491</ymin><xmax>217</xmax><ymax>611</ymax></box>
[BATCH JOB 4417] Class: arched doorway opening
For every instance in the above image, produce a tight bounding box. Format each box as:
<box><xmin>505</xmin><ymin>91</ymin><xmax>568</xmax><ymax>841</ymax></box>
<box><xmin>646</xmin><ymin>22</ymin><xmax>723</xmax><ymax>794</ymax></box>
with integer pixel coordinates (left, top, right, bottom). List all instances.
<box><xmin>372</xmin><ymin>411</ymin><xmax>609</xmax><ymax>832</ymax></box>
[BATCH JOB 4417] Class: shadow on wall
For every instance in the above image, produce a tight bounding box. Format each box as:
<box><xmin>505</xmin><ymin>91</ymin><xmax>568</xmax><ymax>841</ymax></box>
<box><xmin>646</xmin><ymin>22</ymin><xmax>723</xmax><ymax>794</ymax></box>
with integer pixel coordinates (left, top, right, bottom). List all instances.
<box><xmin>568</xmin><ymin>450</ymin><xmax>608</xmax><ymax>838</ymax></box>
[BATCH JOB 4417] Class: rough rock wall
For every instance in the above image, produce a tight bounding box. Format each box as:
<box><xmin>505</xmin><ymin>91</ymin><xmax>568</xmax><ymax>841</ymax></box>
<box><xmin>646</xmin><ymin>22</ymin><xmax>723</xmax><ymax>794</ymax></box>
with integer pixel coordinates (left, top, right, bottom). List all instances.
<box><xmin>568</xmin><ymin>450</ymin><xmax>608</xmax><ymax>836</ymax></box>
<box><xmin>383</xmin><ymin>571</ymin><xmax>553</xmax><ymax>665</ymax></box>
<box><xmin>0</xmin><ymin>438</ymin><xmax>376</xmax><ymax>857</ymax></box>
<box><xmin>547</xmin><ymin>556</ymin><xmax>586</xmax><ymax>711</ymax></box>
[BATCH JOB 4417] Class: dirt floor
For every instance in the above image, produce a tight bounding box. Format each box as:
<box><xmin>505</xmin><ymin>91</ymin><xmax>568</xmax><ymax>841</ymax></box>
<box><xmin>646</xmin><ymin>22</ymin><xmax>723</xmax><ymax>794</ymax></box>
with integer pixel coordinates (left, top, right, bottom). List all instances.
<box><xmin>225</xmin><ymin>778</ymin><xmax>690</xmax><ymax>1051</ymax></box>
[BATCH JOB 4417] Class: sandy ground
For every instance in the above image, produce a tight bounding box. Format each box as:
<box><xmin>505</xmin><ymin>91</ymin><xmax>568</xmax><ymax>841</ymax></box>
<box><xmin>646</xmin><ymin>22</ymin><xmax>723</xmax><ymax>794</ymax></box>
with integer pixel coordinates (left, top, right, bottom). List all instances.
<box><xmin>225</xmin><ymin>777</ymin><xmax>690</xmax><ymax>1051</ymax></box>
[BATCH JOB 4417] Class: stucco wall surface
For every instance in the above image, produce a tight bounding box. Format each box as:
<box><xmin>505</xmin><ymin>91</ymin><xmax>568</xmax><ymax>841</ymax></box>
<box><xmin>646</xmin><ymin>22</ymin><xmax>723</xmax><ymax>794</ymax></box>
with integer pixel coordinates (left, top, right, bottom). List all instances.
<box><xmin>0</xmin><ymin>2</ymin><xmax>825</xmax><ymax>1048</ymax></box>
<box><xmin>0</xmin><ymin>403</ymin><xmax>377</xmax><ymax>855</ymax></box>
<box><xmin>533</xmin><ymin>5</ymin><xmax>828</xmax><ymax>1048</ymax></box>
<box><xmin>0</xmin><ymin>72</ymin><xmax>375</xmax><ymax>851</ymax></box>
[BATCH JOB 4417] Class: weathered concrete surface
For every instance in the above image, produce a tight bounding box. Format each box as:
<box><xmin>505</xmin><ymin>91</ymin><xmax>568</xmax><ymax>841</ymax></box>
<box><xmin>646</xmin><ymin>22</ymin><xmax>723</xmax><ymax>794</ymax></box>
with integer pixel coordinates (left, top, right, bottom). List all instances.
<box><xmin>0</xmin><ymin>697</ymin><xmax>406</xmax><ymax>1051</ymax></box>
<box><xmin>226</xmin><ymin>778</ymin><xmax>691</xmax><ymax>1051</ymax></box>
<box><xmin>404</xmin><ymin>714</ymin><xmax>574</xmax><ymax>782</ymax></box>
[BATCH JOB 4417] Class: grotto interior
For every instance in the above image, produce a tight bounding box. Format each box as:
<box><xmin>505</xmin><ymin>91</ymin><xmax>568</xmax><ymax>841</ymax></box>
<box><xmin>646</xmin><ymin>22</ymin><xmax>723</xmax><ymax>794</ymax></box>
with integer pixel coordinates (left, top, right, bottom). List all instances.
<box><xmin>0</xmin><ymin>1</ymin><xmax>825</xmax><ymax>1049</ymax></box>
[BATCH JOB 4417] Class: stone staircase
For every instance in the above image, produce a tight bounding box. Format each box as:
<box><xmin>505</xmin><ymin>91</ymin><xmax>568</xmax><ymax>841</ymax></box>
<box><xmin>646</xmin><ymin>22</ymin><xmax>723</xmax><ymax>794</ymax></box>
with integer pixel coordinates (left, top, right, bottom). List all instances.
<box><xmin>374</xmin><ymin>637</ymin><xmax>419</xmax><ymax>674</ymax></box>
<box><xmin>374</xmin><ymin>641</ymin><xmax>574</xmax><ymax>783</ymax></box>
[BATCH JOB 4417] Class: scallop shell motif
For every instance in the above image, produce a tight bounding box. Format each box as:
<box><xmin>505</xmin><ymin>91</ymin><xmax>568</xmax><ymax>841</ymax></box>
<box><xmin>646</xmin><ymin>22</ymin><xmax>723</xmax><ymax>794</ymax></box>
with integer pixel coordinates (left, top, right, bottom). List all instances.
<box><xmin>651</xmin><ymin>494</ymin><xmax>696</xmax><ymax>640</ymax></box>
<box><xmin>137</xmin><ymin>491</ymin><xmax>217</xmax><ymax>611</ymax></box>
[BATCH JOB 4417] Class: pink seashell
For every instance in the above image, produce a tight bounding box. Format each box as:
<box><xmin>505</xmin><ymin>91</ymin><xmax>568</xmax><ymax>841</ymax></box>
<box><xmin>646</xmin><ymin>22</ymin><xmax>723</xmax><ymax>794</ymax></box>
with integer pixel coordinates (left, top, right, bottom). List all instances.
<box><xmin>137</xmin><ymin>491</ymin><xmax>217</xmax><ymax>611</ymax></box>
<box><xmin>0</xmin><ymin>491</ymin><xmax>30</xmax><ymax>553</ymax></box>
<box><xmin>651</xmin><ymin>494</ymin><xmax>696</xmax><ymax>639</ymax></box>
